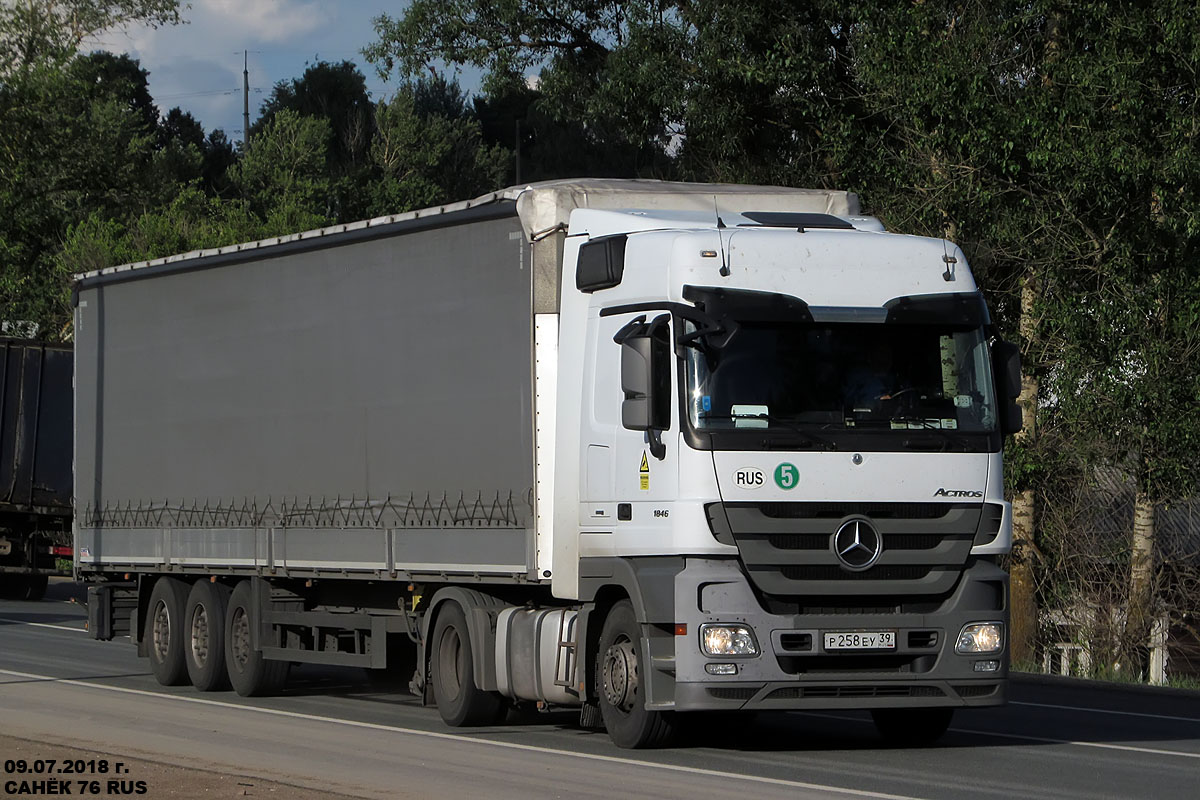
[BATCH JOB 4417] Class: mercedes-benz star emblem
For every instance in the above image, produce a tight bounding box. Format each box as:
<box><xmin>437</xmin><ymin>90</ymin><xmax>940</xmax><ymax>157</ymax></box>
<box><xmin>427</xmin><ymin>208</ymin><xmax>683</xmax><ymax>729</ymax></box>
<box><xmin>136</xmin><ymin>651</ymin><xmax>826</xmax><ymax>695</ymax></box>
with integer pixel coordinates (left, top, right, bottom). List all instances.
<box><xmin>832</xmin><ymin>519</ymin><xmax>882</xmax><ymax>571</ymax></box>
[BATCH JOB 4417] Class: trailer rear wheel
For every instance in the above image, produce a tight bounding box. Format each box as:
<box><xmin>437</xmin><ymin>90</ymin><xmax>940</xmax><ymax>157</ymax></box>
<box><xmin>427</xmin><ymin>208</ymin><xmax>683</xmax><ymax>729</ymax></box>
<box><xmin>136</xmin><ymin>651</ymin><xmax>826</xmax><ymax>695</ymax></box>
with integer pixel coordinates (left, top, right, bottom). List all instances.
<box><xmin>185</xmin><ymin>580</ymin><xmax>231</xmax><ymax>691</ymax></box>
<box><xmin>146</xmin><ymin>578</ymin><xmax>190</xmax><ymax>686</ymax></box>
<box><xmin>871</xmin><ymin>707</ymin><xmax>955</xmax><ymax>746</ymax></box>
<box><xmin>596</xmin><ymin>600</ymin><xmax>677</xmax><ymax>748</ymax></box>
<box><xmin>430</xmin><ymin>603</ymin><xmax>502</xmax><ymax>726</ymax></box>
<box><xmin>224</xmin><ymin>581</ymin><xmax>288</xmax><ymax>697</ymax></box>
<box><xmin>21</xmin><ymin>575</ymin><xmax>48</xmax><ymax>601</ymax></box>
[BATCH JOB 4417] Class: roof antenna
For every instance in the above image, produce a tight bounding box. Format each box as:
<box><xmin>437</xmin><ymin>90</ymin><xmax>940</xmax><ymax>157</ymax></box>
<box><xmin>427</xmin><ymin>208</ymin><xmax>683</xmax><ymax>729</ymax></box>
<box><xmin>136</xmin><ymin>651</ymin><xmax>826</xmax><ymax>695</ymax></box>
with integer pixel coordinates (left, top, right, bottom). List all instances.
<box><xmin>715</xmin><ymin>196</ymin><xmax>730</xmax><ymax>277</ymax></box>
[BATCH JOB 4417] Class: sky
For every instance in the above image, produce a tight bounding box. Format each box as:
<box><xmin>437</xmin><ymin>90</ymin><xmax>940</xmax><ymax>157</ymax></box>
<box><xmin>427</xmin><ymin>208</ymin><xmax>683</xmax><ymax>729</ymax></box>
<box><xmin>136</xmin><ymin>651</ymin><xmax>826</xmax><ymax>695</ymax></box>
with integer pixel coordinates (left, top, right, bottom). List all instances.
<box><xmin>96</xmin><ymin>0</ymin><xmax>480</xmax><ymax>143</ymax></box>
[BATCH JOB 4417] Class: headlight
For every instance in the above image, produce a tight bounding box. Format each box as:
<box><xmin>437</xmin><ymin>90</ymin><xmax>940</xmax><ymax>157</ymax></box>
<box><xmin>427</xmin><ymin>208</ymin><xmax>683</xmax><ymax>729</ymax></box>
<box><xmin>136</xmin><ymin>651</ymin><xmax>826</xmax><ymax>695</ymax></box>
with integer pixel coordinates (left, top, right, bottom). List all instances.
<box><xmin>700</xmin><ymin>624</ymin><xmax>759</xmax><ymax>656</ymax></box>
<box><xmin>956</xmin><ymin>622</ymin><xmax>1004</xmax><ymax>654</ymax></box>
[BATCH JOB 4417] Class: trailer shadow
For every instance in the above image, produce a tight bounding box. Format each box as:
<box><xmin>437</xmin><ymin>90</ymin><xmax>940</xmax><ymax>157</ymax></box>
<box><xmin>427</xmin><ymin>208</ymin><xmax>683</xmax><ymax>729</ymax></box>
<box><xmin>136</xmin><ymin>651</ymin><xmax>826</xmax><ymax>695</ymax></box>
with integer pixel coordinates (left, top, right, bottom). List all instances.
<box><xmin>272</xmin><ymin>663</ymin><xmax>1200</xmax><ymax>753</ymax></box>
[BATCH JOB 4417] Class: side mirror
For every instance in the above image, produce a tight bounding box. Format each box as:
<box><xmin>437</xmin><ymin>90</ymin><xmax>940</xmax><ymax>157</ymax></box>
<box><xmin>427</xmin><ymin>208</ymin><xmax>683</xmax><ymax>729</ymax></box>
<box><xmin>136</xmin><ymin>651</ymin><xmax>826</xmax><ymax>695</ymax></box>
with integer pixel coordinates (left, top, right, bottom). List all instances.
<box><xmin>617</xmin><ymin>314</ymin><xmax>671</xmax><ymax>457</ymax></box>
<box><xmin>992</xmin><ymin>340</ymin><xmax>1023</xmax><ymax>435</ymax></box>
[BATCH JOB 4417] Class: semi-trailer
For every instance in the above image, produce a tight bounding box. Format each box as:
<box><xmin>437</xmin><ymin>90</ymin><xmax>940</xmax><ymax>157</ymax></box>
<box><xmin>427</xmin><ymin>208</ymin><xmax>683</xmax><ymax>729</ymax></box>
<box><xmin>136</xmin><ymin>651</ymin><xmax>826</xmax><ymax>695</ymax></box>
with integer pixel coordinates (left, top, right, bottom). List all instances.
<box><xmin>78</xmin><ymin>179</ymin><xmax>1021</xmax><ymax>747</ymax></box>
<box><xmin>1</xmin><ymin>338</ymin><xmax>73</xmax><ymax>601</ymax></box>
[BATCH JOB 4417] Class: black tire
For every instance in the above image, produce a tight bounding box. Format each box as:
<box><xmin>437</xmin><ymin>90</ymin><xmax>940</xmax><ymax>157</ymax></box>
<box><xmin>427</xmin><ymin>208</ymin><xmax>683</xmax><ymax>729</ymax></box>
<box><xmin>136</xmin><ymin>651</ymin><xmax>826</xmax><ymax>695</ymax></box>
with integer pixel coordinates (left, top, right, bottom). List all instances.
<box><xmin>184</xmin><ymin>581</ymin><xmax>231</xmax><ymax>692</ymax></box>
<box><xmin>21</xmin><ymin>575</ymin><xmax>48</xmax><ymax>601</ymax></box>
<box><xmin>146</xmin><ymin>578</ymin><xmax>190</xmax><ymax>686</ymax></box>
<box><xmin>224</xmin><ymin>581</ymin><xmax>288</xmax><ymax>697</ymax></box>
<box><xmin>595</xmin><ymin>600</ymin><xmax>677</xmax><ymax>748</ymax></box>
<box><xmin>871</xmin><ymin>708</ymin><xmax>955</xmax><ymax>746</ymax></box>
<box><xmin>430</xmin><ymin>603</ymin><xmax>502</xmax><ymax>726</ymax></box>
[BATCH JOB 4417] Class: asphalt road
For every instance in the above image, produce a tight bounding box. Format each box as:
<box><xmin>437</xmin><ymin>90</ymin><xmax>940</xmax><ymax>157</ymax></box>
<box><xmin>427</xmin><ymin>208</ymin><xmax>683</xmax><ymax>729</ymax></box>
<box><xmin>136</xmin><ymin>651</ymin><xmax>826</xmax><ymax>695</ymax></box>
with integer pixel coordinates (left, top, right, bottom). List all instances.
<box><xmin>2</xmin><ymin>581</ymin><xmax>1199</xmax><ymax>800</ymax></box>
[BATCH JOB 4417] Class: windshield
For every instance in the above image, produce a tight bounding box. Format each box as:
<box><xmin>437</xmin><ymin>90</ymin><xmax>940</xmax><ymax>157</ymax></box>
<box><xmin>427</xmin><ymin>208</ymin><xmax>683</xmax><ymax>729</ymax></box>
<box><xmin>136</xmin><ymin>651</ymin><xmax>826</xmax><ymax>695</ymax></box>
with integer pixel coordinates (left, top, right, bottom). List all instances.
<box><xmin>685</xmin><ymin>320</ymin><xmax>998</xmax><ymax>436</ymax></box>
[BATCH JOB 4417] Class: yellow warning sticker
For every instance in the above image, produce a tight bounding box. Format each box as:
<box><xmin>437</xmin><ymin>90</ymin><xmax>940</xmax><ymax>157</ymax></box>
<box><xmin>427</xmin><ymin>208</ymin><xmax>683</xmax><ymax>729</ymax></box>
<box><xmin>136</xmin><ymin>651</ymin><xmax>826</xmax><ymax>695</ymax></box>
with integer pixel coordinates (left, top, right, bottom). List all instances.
<box><xmin>639</xmin><ymin>451</ymin><xmax>650</xmax><ymax>490</ymax></box>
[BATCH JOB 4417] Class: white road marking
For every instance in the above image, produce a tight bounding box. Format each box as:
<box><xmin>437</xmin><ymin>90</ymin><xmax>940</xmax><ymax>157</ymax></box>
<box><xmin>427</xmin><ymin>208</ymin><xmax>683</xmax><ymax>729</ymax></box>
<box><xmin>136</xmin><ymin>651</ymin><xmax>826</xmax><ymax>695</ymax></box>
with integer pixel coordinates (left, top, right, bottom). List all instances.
<box><xmin>953</xmin><ymin>727</ymin><xmax>1200</xmax><ymax>759</ymax></box>
<box><xmin>0</xmin><ymin>668</ymin><xmax>920</xmax><ymax>800</ymax></box>
<box><xmin>801</xmin><ymin>711</ymin><xmax>1200</xmax><ymax>761</ymax></box>
<box><xmin>0</xmin><ymin>618</ymin><xmax>87</xmax><ymax>632</ymax></box>
<box><xmin>1011</xmin><ymin>700</ymin><xmax>1200</xmax><ymax>725</ymax></box>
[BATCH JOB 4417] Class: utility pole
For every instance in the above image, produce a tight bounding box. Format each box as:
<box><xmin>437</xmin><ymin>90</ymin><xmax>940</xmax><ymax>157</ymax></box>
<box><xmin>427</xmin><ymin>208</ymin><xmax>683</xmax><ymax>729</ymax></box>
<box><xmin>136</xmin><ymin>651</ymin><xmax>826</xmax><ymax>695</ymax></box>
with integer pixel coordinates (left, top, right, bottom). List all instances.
<box><xmin>243</xmin><ymin>50</ymin><xmax>251</xmax><ymax>143</ymax></box>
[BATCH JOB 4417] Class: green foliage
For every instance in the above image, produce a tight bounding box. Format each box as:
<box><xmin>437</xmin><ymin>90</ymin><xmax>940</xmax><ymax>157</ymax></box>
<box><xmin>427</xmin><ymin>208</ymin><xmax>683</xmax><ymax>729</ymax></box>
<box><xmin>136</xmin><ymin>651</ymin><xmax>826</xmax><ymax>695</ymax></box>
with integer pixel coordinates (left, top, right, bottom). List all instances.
<box><xmin>366</xmin><ymin>77</ymin><xmax>508</xmax><ymax>216</ymax></box>
<box><xmin>232</xmin><ymin>109</ymin><xmax>333</xmax><ymax>232</ymax></box>
<box><xmin>0</xmin><ymin>1</ymin><xmax>182</xmax><ymax>73</ymax></box>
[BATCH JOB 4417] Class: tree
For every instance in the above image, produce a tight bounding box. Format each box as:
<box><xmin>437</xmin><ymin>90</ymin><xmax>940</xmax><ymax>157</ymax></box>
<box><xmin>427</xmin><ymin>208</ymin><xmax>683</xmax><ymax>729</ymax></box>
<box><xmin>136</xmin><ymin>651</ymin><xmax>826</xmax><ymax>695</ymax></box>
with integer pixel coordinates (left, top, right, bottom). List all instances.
<box><xmin>233</xmin><ymin>109</ymin><xmax>333</xmax><ymax>233</ymax></box>
<box><xmin>252</xmin><ymin>60</ymin><xmax>374</xmax><ymax>171</ymax></box>
<box><xmin>0</xmin><ymin>61</ymin><xmax>161</xmax><ymax>336</ymax></box>
<box><xmin>0</xmin><ymin>2</ymin><xmax>185</xmax><ymax>339</ymax></box>
<box><xmin>0</xmin><ymin>0</ymin><xmax>182</xmax><ymax>73</ymax></box>
<box><xmin>364</xmin><ymin>1</ymin><xmax>865</xmax><ymax>184</ymax></box>
<box><xmin>366</xmin><ymin>77</ymin><xmax>507</xmax><ymax>216</ymax></box>
<box><xmin>250</xmin><ymin>60</ymin><xmax>375</xmax><ymax>220</ymax></box>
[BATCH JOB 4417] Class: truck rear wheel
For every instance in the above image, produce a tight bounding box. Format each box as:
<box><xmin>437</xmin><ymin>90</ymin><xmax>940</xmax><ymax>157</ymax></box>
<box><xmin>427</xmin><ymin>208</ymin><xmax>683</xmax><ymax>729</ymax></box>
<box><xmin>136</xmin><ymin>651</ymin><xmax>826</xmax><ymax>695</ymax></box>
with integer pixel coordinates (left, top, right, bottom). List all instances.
<box><xmin>224</xmin><ymin>581</ymin><xmax>288</xmax><ymax>697</ymax></box>
<box><xmin>146</xmin><ymin>578</ymin><xmax>190</xmax><ymax>686</ymax></box>
<box><xmin>596</xmin><ymin>600</ymin><xmax>676</xmax><ymax>748</ymax></box>
<box><xmin>430</xmin><ymin>603</ymin><xmax>502</xmax><ymax>726</ymax></box>
<box><xmin>871</xmin><ymin>707</ymin><xmax>955</xmax><ymax>746</ymax></box>
<box><xmin>184</xmin><ymin>580</ymin><xmax>231</xmax><ymax>691</ymax></box>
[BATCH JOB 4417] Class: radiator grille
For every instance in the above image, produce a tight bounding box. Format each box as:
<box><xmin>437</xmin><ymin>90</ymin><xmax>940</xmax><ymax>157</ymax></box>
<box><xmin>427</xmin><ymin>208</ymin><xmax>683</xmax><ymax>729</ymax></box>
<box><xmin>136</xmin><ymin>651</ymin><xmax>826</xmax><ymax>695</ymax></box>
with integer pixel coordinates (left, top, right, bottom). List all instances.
<box><xmin>716</xmin><ymin>501</ymin><xmax>983</xmax><ymax>599</ymax></box>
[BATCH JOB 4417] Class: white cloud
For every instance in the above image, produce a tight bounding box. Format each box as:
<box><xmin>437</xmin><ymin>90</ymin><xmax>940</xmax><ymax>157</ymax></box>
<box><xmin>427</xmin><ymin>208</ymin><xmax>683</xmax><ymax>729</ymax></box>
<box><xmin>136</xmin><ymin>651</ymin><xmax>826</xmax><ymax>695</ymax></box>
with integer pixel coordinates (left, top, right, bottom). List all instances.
<box><xmin>195</xmin><ymin>0</ymin><xmax>330</xmax><ymax>43</ymax></box>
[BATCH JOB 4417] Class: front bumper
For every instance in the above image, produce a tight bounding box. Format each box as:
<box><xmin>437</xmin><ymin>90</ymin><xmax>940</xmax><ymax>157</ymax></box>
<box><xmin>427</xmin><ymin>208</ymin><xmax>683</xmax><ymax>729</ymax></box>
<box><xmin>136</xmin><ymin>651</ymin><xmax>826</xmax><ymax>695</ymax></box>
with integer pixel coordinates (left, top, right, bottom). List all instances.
<box><xmin>663</xmin><ymin>557</ymin><xmax>1008</xmax><ymax>711</ymax></box>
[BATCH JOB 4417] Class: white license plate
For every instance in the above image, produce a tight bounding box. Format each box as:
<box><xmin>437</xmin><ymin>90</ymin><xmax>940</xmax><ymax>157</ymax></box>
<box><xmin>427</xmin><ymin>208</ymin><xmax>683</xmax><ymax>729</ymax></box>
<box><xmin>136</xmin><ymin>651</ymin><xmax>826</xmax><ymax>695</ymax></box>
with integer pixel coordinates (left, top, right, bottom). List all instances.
<box><xmin>823</xmin><ymin>631</ymin><xmax>896</xmax><ymax>650</ymax></box>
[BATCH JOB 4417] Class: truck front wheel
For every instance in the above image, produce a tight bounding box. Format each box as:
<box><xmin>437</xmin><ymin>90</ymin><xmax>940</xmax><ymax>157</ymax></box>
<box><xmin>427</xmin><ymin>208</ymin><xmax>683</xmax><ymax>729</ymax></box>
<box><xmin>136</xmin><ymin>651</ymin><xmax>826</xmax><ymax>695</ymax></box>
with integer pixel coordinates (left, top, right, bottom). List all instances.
<box><xmin>146</xmin><ymin>578</ymin><xmax>190</xmax><ymax>686</ymax></box>
<box><xmin>430</xmin><ymin>603</ymin><xmax>501</xmax><ymax>726</ymax></box>
<box><xmin>595</xmin><ymin>600</ymin><xmax>676</xmax><ymax>748</ymax></box>
<box><xmin>224</xmin><ymin>581</ymin><xmax>288</xmax><ymax>697</ymax></box>
<box><xmin>184</xmin><ymin>580</ymin><xmax>231</xmax><ymax>691</ymax></box>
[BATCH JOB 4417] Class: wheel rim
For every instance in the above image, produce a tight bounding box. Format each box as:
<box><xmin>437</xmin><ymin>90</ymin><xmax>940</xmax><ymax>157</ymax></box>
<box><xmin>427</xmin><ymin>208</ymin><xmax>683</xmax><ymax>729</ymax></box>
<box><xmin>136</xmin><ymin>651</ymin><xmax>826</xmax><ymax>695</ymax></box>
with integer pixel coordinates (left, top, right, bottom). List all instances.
<box><xmin>190</xmin><ymin>604</ymin><xmax>210</xmax><ymax>668</ymax></box>
<box><xmin>151</xmin><ymin>599</ymin><xmax>171</xmax><ymax>663</ymax></box>
<box><xmin>231</xmin><ymin>607</ymin><xmax>251</xmax><ymax>671</ymax></box>
<box><xmin>438</xmin><ymin>625</ymin><xmax>464</xmax><ymax>702</ymax></box>
<box><xmin>601</xmin><ymin>634</ymin><xmax>638</xmax><ymax>714</ymax></box>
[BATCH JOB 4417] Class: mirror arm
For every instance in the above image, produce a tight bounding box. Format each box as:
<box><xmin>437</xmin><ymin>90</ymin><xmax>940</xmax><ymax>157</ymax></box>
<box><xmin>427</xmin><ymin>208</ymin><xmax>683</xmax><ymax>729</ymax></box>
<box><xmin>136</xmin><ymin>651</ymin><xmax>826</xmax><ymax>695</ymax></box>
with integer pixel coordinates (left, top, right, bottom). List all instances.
<box><xmin>601</xmin><ymin>301</ymin><xmax>735</xmax><ymax>351</ymax></box>
<box><xmin>647</xmin><ymin>430</ymin><xmax>666</xmax><ymax>460</ymax></box>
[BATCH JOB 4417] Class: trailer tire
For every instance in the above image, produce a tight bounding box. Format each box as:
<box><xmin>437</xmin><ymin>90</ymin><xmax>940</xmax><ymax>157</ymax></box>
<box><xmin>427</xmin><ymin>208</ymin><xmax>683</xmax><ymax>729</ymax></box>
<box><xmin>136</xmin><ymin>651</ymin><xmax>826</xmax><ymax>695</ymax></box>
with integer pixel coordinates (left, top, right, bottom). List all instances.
<box><xmin>184</xmin><ymin>581</ymin><xmax>231</xmax><ymax>692</ymax></box>
<box><xmin>430</xmin><ymin>603</ymin><xmax>502</xmax><ymax>726</ymax></box>
<box><xmin>21</xmin><ymin>575</ymin><xmax>48</xmax><ymax>601</ymax></box>
<box><xmin>146</xmin><ymin>578</ymin><xmax>190</xmax><ymax>686</ymax></box>
<box><xmin>224</xmin><ymin>581</ymin><xmax>288</xmax><ymax>697</ymax></box>
<box><xmin>871</xmin><ymin>708</ymin><xmax>954</xmax><ymax>746</ymax></box>
<box><xmin>596</xmin><ymin>600</ymin><xmax>677</xmax><ymax>748</ymax></box>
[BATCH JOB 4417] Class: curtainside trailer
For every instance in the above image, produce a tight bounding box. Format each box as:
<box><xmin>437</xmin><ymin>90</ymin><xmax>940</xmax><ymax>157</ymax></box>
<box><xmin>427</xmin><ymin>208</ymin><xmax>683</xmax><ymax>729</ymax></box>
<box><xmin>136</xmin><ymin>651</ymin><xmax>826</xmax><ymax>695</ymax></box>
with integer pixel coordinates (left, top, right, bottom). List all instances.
<box><xmin>79</xmin><ymin>179</ymin><xmax>1021</xmax><ymax>747</ymax></box>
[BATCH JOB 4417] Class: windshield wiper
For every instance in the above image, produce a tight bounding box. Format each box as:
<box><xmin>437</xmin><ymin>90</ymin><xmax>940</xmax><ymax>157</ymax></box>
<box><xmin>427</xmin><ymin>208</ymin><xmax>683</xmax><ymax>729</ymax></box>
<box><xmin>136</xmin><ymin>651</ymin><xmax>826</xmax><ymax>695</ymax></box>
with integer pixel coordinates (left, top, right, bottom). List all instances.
<box><xmin>698</xmin><ymin>413</ymin><xmax>838</xmax><ymax>450</ymax></box>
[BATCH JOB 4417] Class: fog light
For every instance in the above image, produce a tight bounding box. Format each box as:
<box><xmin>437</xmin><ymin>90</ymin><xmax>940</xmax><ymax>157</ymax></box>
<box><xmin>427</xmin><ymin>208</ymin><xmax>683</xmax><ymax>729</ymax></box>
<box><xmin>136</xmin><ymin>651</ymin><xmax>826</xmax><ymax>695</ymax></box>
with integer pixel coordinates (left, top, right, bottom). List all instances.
<box><xmin>706</xmin><ymin>663</ymin><xmax>738</xmax><ymax>675</ymax></box>
<box><xmin>956</xmin><ymin>622</ymin><xmax>1004</xmax><ymax>654</ymax></box>
<box><xmin>700</xmin><ymin>624</ymin><xmax>759</xmax><ymax>656</ymax></box>
<box><xmin>974</xmin><ymin>660</ymin><xmax>1000</xmax><ymax>672</ymax></box>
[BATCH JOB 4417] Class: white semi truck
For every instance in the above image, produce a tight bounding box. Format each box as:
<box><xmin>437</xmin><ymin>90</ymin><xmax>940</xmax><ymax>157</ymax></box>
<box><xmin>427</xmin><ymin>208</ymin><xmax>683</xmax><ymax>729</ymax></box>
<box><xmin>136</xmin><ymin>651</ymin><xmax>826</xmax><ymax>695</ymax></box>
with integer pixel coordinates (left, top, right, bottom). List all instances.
<box><xmin>78</xmin><ymin>179</ymin><xmax>1021</xmax><ymax>748</ymax></box>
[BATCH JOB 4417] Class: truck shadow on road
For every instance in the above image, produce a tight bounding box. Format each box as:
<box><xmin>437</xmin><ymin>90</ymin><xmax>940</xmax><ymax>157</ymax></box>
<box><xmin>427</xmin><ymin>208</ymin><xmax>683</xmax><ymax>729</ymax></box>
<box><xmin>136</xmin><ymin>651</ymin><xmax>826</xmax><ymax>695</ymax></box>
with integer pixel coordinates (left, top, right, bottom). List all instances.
<box><xmin>274</xmin><ymin>665</ymin><xmax>1200</xmax><ymax>752</ymax></box>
